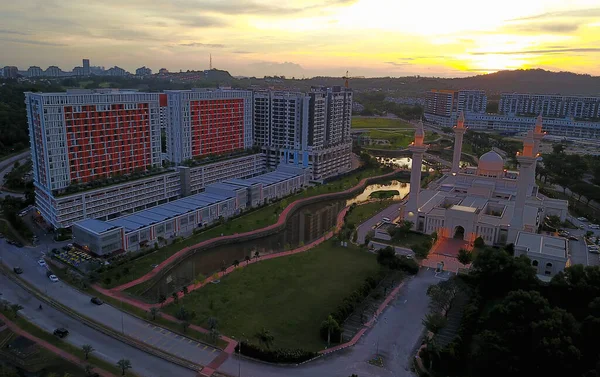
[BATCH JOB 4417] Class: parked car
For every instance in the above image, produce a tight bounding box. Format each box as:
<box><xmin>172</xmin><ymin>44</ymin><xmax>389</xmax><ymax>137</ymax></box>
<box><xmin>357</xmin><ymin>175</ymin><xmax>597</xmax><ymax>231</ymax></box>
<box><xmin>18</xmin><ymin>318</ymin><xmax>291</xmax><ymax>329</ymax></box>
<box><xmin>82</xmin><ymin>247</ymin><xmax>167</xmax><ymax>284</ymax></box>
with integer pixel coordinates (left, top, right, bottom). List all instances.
<box><xmin>588</xmin><ymin>246</ymin><xmax>599</xmax><ymax>254</ymax></box>
<box><xmin>578</xmin><ymin>217</ymin><xmax>589</xmax><ymax>222</ymax></box>
<box><xmin>90</xmin><ymin>297</ymin><xmax>103</xmax><ymax>305</ymax></box>
<box><xmin>37</xmin><ymin>259</ymin><xmax>47</xmax><ymax>267</ymax></box>
<box><xmin>590</xmin><ymin>224</ymin><xmax>600</xmax><ymax>229</ymax></box>
<box><xmin>568</xmin><ymin>235</ymin><xmax>579</xmax><ymax>241</ymax></box>
<box><xmin>13</xmin><ymin>267</ymin><xmax>23</xmax><ymax>274</ymax></box>
<box><xmin>62</xmin><ymin>246</ymin><xmax>71</xmax><ymax>251</ymax></box>
<box><xmin>382</xmin><ymin>217</ymin><xmax>391</xmax><ymax>223</ymax></box>
<box><xmin>51</xmin><ymin>248</ymin><xmax>60</xmax><ymax>254</ymax></box>
<box><xmin>48</xmin><ymin>274</ymin><xmax>59</xmax><ymax>283</ymax></box>
<box><xmin>53</xmin><ymin>328</ymin><xmax>69</xmax><ymax>338</ymax></box>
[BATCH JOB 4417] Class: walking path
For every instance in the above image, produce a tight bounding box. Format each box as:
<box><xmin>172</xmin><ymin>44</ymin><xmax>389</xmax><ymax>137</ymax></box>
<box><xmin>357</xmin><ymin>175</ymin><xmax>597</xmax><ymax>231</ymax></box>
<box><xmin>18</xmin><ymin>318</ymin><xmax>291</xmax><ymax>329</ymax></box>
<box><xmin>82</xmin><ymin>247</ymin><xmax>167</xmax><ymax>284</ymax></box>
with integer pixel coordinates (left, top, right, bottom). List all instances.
<box><xmin>0</xmin><ymin>313</ymin><xmax>116</xmax><ymax>377</ymax></box>
<box><xmin>110</xmin><ymin>168</ymin><xmax>402</xmax><ymax>293</ymax></box>
<box><xmin>94</xmin><ymin>207</ymin><xmax>350</xmax><ymax>376</ymax></box>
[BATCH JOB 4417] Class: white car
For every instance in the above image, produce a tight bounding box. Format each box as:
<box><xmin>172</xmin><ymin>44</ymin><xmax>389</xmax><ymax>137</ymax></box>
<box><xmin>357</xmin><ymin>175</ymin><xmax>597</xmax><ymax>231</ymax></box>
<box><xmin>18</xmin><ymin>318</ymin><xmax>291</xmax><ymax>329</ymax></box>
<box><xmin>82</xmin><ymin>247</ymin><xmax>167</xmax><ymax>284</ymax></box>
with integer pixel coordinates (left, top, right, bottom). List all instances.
<box><xmin>578</xmin><ymin>217</ymin><xmax>589</xmax><ymax>222</ymax></box>
<box><xmin>37</xmin><ymin>259</ymin><xmax>47</xmax><ymax>267</ymax></box>
<box><xmin>48</xmin><ymin>274</ymin><xmax>59</xmax><ymax>283</ymax></box>
<box><xmin>590</xmin><ymin>224</ymin><xmax>600</xmax><ymax>229</ymax></box>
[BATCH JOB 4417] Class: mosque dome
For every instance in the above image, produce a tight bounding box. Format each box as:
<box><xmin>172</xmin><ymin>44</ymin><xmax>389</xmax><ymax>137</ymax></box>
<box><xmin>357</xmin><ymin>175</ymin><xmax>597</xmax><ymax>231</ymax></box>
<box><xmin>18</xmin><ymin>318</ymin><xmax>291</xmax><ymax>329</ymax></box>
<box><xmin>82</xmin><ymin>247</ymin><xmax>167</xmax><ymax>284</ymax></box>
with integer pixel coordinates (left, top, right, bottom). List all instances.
<box><xmin>478</xmin><ymin>151</ymin><xmax>504</xmax><ymax>173</ymax></box>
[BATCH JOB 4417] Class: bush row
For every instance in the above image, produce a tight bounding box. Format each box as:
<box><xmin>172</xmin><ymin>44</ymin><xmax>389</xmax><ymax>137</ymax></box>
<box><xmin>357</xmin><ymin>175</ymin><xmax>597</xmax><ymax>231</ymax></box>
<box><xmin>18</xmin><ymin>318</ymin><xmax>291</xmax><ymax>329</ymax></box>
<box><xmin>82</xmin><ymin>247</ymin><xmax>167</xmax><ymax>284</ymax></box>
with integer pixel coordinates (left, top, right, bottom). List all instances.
<box><xmin>331</xmin><ymin>273</ymin><xmax>382</xmax><ymax>324</ymax></box>
<box><xmin>236</xmin><ymin>342</ymin><xmax>317</xmax><ymax>364</ymax></box>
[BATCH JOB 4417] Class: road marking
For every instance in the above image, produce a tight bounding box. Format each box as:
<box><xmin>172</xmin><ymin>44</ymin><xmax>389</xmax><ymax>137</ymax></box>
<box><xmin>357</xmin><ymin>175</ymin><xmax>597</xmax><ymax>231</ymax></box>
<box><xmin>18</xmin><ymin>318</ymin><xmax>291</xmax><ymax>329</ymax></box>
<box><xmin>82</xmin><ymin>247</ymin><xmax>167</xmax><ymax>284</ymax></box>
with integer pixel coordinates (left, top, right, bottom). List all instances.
<box><xmin>211</xmin><ymin>348</ymin><xmax>217</xmax><ymax>353</ymax></box>
<box><xmin>197</xmin><ymin>343</ymin><xmax>203</xmax><ymax>348</ymax></box>
<box><xmin>146</xmin><ymin>323</ymin><xmax>152</xmax><ymax>328</ymax></box>
<box><xmin>161</xmin><ymin>329</ymin><xmax>168</xmax><ymax>334</ymax></box>
<box><xmin>202</xmin><ymin>345</ymin><xmax>208</xmax><ymax>350</ymax></box>
<box><xmin>187</xmin><ymin>339</ymin><xmax>194</xmax><ymax>344</ymax></box>
<box><xmin>175</xmin><ymin>335</ymin><xmax>182</xmax><ymax>340</ymax></box>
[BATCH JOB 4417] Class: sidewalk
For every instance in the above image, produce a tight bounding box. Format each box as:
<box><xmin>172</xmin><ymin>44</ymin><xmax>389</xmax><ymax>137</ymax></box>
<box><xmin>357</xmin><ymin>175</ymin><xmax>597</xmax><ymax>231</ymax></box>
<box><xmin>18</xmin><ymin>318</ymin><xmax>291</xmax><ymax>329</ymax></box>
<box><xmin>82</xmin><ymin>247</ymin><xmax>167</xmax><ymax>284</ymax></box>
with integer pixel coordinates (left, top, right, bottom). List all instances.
<box><xmin>0</xmin><ymin>313</ymin><xmax>116</xmax><ymax>377</ymax></box>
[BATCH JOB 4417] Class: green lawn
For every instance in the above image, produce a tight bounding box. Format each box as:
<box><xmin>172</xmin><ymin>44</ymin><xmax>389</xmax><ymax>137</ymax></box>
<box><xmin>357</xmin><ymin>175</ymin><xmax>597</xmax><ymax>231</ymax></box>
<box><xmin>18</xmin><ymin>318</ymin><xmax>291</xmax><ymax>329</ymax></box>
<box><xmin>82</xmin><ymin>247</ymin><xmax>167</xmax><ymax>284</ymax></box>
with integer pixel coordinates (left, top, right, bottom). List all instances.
<box><xmin>380</xmin><ymin>232</ymin><xmax>432</xmax><ymax>249</ymax></box>
<box><xmin>100</xmin><ymin>167</ymin><xmax>391</xmax><ymax>289</ymax></box>
<box><xmin>369</xmin><ymin>190</ymin><xmax>399</xmax><ymax>200</ymax></box>
<box><xmin>163</xmin><ymin>240</ymin><xmax>380</xmax><ymax>351</ymax></box>
<box><xmin>346</xmin><ymin>201</ymin><xmax>395</xmax><ymax>226</ymax></box>
<box><xmin>352</xmin><ymin>117</ymin><xmax>413</xmax><ymax>129</ymax></box>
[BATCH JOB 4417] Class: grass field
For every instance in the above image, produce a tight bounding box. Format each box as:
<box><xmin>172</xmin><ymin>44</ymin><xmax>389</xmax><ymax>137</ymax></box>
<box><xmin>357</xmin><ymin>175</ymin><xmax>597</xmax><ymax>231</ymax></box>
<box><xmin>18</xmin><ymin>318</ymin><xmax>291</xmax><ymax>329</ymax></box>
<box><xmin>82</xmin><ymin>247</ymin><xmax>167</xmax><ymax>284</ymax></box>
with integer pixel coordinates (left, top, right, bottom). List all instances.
<box><xmin>352</xmin><ymin>117</ymin><xmax>413</xmax><ymax>129</ymax></box>
<box><xmin>100</xmin><ymin>167</ymin><xmax>391</xmax><ymax>289</ymax></box>
<box><xmin>345</xmin><ymin>201</ymin><xmax>395</xmax><ymax>226</ymax></box>
<box><xmin>163</xmin><ymin>240</ymin><xmax>380</xmax><ymax>351</ymax></box>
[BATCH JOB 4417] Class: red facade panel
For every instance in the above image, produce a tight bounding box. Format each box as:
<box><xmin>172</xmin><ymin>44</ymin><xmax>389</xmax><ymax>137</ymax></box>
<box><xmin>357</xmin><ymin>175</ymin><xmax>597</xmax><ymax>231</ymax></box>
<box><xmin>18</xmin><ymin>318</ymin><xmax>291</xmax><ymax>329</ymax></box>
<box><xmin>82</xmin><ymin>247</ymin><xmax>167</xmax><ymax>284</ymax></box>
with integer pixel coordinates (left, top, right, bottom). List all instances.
<box><xmin>64</xmin><ymin>104</ymin><xmax>153</xmax><ymax>183</ymax></box>
<box><xmin>190</xmin><ymin>99</ymin><xmax>244</xmax><ymax>158</ymax></box>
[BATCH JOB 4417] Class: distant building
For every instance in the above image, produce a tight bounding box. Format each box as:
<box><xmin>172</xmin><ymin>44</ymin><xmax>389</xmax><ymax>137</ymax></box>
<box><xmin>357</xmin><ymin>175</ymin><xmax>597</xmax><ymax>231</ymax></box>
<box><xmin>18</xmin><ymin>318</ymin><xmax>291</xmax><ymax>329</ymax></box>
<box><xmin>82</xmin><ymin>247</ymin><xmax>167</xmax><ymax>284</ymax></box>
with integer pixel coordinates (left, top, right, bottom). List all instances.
<box><xmin>159</xmin><ymin>68</ymin><xmax>169</xmax><ymax>75</ymax></box>
<box><xmin>2</xmin><ymin>66</ymin><xmax>19</xmax><ymax>78</ymax></box>
<box><xmin>135</xmin><ymin>66</ymin><xmax>152</xmax><ymax>76</ymax></box>
<box><xmin>82</xmin><ymin>59</ymin><xmax>90</xmax><ymax>76</ymax></box>
<box><xmin>499</xmin><ymin>93</ymin><xmax>600</xmax><ymax>120</ymax></box>
<box><xmin>45</xmin><ymin>66</ymin><xmax>62</xmax><ymax>77</ymax></box>
<box><xmin>106</xmin><ymin>66</ymin><xmax>126</xmax><ymax>76</ymax></box>
<box><xmin>27</xmin><ymin>66</ymin><xmax>43</xmax><ymax>78</ymax></box>
<box><xmin>424</xmin><ymin>89</ymin><xmax>487</xmax><ymax>124</ymax></box>
<box><xmin>72</xmin><ymin>66</ymin><xmax>84</xmax><ymax>76</ymax></box>
<box><xmin>352</xmin><ymin>102</ymin><xmax>365</xmax><ymax>113</ymax></box>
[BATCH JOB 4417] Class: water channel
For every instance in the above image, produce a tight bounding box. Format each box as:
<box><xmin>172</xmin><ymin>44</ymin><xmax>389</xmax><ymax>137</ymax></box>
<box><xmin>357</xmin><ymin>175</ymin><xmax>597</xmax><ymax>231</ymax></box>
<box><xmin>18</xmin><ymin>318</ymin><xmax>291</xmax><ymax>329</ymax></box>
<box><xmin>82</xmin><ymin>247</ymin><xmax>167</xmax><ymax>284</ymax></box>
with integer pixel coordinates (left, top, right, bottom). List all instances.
<box><xmin>138</xmin><ymin>179</ymin><xmax>411</xmax><ymax>302</ymax></box>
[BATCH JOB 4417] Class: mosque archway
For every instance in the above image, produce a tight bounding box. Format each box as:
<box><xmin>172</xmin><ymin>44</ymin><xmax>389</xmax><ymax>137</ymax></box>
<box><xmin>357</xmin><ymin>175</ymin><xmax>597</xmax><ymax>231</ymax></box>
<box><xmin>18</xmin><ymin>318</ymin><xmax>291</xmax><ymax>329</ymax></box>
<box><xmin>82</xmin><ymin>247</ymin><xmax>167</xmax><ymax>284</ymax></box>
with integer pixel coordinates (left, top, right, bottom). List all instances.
<box><xmin>453</xmin><ymin>226</ymin><xmax>465</xmax><ymax>240</ymax></box>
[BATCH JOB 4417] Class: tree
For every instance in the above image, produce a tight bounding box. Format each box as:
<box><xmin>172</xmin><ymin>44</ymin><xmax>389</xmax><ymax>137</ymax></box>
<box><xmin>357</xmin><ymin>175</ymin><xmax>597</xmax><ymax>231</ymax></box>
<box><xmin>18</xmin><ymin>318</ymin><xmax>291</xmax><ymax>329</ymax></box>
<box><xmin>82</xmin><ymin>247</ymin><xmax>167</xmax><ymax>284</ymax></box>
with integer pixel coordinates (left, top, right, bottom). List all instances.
<box><xmin>254</xmin><ymin>250</ymin><xmax>260</xmax><ymax>260</ymax></box>
<box><xmin>172</xmin><ymin>292</ymin><xmax>178</xmax><ymax>304</ymax></box>
<box><xmin>84</xmin><ymin>365</ymin><xmax>95</xmax><ymax>377</ymax></box>
<box><xmin>182</xmin><ymin>321</ymin><xmax>190</xmax><ymax>333</ymax></box>
<box><xmin>10</xmin><ymin>304</ymin><xmax>23</xmax><ymax>318</ymax></box>
<box><xmin>232</xmin><ymin>259</ymin><xmax>240</xmax><ymax>268</ymax></box>
<box><xmin>207</xmin><ymin>317</ymin><xmax>219</xmax><ymax>330</ymax></box>
<box><xmin>181</xmin><ymin>286</ymin><xmax>188</xmax><ymax>296</ymax></box>
<box><xmin>472</xmin><ymin>248</ymin><xmax>538</xmax><ymax>298</ymax></box>
<box><xmin>158</xmin><ymin>294</ymin><xmax>166</xmax><ymax>307</ymax></box>
<box><xmin>457</xmin><ymin>249</ymin><xmax>473</xmax><ymax>265</ymax></box>
<box><xmin>117</xmin><ymin>359</ymin><xmax>132</xmax><ymax>376</ymax></box>
<box><xmin>82</xmin><ymin>344</ymin><xmax>94</xmax><ymax>360</ymax></box>
<box><xmin>210</xmin><ymin>328</ymin><xmax>220</xmax><ymax>343</ymax></box>
<box><xmin>255</xmin><ymin>327</ymin><xmax>274</xmax><ymax>349</ymax></box>
<box><xmin>321</xmin><ymin>315</ymin><xmax>339</xmax><ymax>347</ymax></box>
<box><xmin>149</xmin><ymin>307</ymin><xmax>159</xmax><ymax>320</ymax></box>
<box><xmin>473</xmin><ymin>236</ymin><xmax>485</xmax><ymax>248</ymax></box>
<box><xmin>220</xmin><ymin>265</ymin><xmax>227</xmax><ymax>275</ymax></box>
<box><xmin>390</xmin><ymin>220</ymin><xmax>413</xmax><ymax>241</ymax></box>
<box><xmin>245</xmin><ymin>255</ymin><xmax>251</xmax><ymax>265</ymax></box>
<box><xmin>422</xmin><ymin>313</ymin><xmax>447</xmax><ymax>334</ymax></box>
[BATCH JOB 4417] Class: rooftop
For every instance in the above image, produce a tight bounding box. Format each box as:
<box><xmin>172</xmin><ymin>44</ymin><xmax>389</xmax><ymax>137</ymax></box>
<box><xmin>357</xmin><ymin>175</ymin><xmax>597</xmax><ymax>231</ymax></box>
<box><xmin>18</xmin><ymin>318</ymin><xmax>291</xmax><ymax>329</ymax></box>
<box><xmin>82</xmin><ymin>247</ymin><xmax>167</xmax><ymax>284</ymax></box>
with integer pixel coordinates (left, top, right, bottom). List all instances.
<box><xmin>73</xmin><ymin>218</ymin><xmax>121</xmax><ymax>234</ymax></box>
<box><xmin>515</xmin><ymin>232</ymin><xmax>567</xmax><ymax>259</ymax></box>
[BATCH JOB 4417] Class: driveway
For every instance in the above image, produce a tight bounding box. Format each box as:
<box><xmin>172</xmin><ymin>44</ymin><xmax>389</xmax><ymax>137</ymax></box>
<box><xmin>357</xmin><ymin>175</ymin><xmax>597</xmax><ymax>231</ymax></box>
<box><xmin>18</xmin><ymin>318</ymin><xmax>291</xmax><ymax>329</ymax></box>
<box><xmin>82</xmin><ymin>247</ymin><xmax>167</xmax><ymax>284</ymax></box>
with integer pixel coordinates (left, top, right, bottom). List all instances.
<box><xmin>0</xmin><ymin>242</ymin><xmax>222</xmax><ymax>368</ymax></box>
<box><xmin>356</xmin><ymin>203</ymin><xmax>401</xmax><ymax>245</ymax></box>
<box><xmin>218</xmin><ymin>268</ymin><xmax>445</xmax><ymax>377</ymax></box>
<box><xmin>0</xmin><ymin>273</ymin><xmax>195</xmax><ymax>377</ymax></box>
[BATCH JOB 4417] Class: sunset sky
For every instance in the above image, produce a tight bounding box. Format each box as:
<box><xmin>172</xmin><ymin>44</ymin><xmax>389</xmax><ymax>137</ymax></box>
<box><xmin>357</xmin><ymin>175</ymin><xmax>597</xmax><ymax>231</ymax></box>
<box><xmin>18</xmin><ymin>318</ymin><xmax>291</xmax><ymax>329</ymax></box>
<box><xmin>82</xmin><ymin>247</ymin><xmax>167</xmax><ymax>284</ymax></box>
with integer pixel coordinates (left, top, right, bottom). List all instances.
<box><xmin>2</xmin><ymin>0</ymin><xmax>600</xmax><ymax>78</ymax></box>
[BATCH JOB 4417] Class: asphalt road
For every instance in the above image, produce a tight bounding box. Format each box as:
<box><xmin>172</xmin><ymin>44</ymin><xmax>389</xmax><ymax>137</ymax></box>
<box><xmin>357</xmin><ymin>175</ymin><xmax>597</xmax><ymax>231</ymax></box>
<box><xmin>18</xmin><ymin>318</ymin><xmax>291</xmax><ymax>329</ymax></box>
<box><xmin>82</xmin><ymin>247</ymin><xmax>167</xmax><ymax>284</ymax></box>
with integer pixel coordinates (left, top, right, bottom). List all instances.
<box><xmin>0</xmin><ymin>273</ymin><xmax>195</xmax><ymax>377</ymax></box>
<box><xmin>219</xmin><ymin>268</ymin><xmax>444</xmax><ymax>377</ymax></box>
<box><xmin>0</xmin><ymin>150</ymin><xmax>29</xmax><ymax>199</ymax></box>
<box><xmin>356</xmin><ymin>203</ymin><xmax>401</xmax><ymax>245</ymax></box>
<box><xmin>0</xmin><ymin>242</ymin><xmax>221</xmax><ymax>368</ymax></box>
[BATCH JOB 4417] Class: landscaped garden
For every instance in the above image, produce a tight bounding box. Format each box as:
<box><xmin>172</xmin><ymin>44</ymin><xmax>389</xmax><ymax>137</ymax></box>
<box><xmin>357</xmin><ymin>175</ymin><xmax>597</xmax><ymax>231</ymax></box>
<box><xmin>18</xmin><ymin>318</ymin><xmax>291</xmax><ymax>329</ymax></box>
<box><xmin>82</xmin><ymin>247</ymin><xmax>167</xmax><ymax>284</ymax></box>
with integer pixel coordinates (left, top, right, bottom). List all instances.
<box><xmin>351</xmin><ymin>117</ymin><xmax>413</xmax><ymax>129</ymax></box>
<box><xmin>98</xmin><ymin>164</ymin><xmax>396</xmax><ymax>289</ymax></box>
<box><xmin>345</xmin><ymin>201</ymin><xmax>396</xmax><ymax>226</ymax></box>
<box><xmin>162</xmin><ymin>240</ymin><xmax>381</xmax><ymax>352</ymax></box>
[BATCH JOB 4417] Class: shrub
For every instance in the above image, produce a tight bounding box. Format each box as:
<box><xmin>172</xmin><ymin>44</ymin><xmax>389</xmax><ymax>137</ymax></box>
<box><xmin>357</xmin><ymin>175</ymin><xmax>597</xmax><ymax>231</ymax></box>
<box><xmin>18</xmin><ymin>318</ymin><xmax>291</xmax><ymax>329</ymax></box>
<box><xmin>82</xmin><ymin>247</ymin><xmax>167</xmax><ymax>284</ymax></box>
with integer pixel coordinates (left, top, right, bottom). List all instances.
<box><xmin>236</xmin><ymin>342</ymin><xmax>317</xmax><ymax>364</ymax></box>
<box><xmin>474</xmin><ymin>236</ymin><xmax>485</xmax><ymax>248</ymax></box>
<box><xmin>320</xmin><ymin>319</ymin><xmax>341</xmax><ymax>343</ymax></box>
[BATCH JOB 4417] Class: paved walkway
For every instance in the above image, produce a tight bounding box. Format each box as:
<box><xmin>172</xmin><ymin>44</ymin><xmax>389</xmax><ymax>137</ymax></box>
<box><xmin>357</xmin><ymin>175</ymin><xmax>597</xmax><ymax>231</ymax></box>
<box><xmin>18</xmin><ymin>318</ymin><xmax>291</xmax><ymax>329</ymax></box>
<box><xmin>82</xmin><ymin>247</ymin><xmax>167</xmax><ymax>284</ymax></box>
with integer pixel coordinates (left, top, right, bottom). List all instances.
<box><xmin>95</xmin><ymin>207</ymin><xmax>350</xmax><ymax>376</ymax></box>
<box><xmin>0</xmin><ymin>313</ymin><xmax>116</xmax><ymax>377</ymax></box>
<box><xmin>110</xmin><ymin>169</ymin><xmax>402</xmax><ymax>293</ymax></box>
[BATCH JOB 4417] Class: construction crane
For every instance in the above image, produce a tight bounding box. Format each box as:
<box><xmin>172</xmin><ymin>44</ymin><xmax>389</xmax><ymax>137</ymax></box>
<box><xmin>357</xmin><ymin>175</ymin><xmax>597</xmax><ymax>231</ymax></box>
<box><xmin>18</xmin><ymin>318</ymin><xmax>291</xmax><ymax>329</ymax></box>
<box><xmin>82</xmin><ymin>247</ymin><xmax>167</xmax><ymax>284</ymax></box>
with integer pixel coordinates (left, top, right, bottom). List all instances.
<box><xmin>342</xmin><ymin>71</ymin><xmax>364</xmax><ymax>88</ymax></box>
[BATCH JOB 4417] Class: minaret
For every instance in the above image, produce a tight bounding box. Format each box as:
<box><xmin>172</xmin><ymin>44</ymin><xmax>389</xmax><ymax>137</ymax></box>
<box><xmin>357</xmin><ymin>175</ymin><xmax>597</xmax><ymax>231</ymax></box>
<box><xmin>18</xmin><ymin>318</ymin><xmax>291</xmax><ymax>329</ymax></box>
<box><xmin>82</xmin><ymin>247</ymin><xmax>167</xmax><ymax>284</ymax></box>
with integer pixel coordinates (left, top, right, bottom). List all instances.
<box><xmin>451</xmin><ymin>111</ymin><xmax>466</xmax><ymax>174</ymax></box>
<box><xmin>405</xmin><ymin>120</ymin><xmax>428</xmax><ymax>229</ymax></box>
<box><xmin>529</xmin><ymin>114</ymin><xmax>545</xmax><ymax>194</ymax></box>
<box><xmin>508</xmin><ymin>133</ymin><xmax>537</xmax><ymax>243</ymax></box>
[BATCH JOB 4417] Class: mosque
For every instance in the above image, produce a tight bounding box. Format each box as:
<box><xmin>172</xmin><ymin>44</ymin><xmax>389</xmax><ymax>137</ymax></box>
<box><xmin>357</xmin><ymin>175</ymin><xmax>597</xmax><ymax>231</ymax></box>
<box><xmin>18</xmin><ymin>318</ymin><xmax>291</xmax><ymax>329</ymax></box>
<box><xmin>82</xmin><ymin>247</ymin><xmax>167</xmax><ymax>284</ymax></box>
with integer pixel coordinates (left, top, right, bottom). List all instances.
<box><xmin>401</xmin><ymin>114</ymin><xmax>570</xmax><ymax>279</ymax></box>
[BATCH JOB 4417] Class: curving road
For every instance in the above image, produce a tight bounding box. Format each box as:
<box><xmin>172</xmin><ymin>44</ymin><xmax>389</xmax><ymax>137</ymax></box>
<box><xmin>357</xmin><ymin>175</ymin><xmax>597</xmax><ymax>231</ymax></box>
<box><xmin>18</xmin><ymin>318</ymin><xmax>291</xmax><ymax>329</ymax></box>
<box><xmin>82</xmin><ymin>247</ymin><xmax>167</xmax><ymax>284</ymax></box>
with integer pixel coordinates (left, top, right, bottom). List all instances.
<box><xmin>0</xmin><ymin>242</ymin><xmax>221</xmax><ymax>371</ymax></box>
<box><xmin>0</xmin><ymin>150</ymin><xmax>29</xmax><ymax>199</ymax></box>
<box><xmin>0</xmin><ymin>273</ymin><xmax>194</xmax><ymax>377</ymax></box>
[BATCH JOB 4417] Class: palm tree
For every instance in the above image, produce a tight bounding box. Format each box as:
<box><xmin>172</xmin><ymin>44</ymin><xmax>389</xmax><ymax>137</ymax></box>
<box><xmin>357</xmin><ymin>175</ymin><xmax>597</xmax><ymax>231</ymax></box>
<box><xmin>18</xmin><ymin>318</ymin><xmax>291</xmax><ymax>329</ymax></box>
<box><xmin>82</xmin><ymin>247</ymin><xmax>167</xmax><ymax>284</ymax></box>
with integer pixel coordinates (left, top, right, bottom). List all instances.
<box><xmin>207</xmin><ymin>317</ymin><xmax>219</xmax><ymax>330</ymax></box>
<box><xmin>149</xmin><ymin>307</ymin><xmax>159</xmax><ymax>321</ymax></box>
<box><xmin>117</xmin><ymin>359</ymin><xmax>132</xmax><ymax>376</ymax></box>
<box><xmin>220</xmin><ymin>265</ymin><xmax>227</xmax><ymax>276</ymax></box>
<box><xmin>254</xmin><ymin>250</ymin><xmax>260</xmax><ymax>260</ymax></box>
<box><xmin>172</xmin><ymin>292</ymin><xmax>178</xmax><ymax>304</ymax></box>
<box><xmin>81</xmin><ymin>344</ymin><xmax>94</xmax><ymax>360</ymax></box>
<box><xmin>245</xmin><ymin>255</ymin><xmax>251</xmax><ymax>265</ymax></box>
<box><xmin>181</xmin><ymin>286</ymin><xmax>188</xmax><ymax>296</ymax></box>
<box><xmin>422</xmin><ymin>313</ymin><xmax>447</xmax><ymax>334</ymax></box>
<box><xmin>255</xmin><ymin>328</ymin><xmax>274</xmax><ymax>349</ymax></box>
<box><xmin>10</xmin><ymin>304</ymin><xmax>23</xmax><ymax>318</ymax></box>
<box><xmin>232</xmin><ymin>259</ymin><xmax>240</xmax><ymax>268</ymax></box>
<box><xmin>182</xmin><ymin>321</ymin><xmax>190</xmax><ymax>333</ymax></box>
<box><xmin>84</xmin><ymin>365</ymin><xmax>94</xmax><ymax>377</ymax></box>
<box><xmin>210</xmin><ymin>328</ymin><xmax>220</xmax><ymax>344</ymax></box>
<box><xmin>158</xmin><ymin>294</ymin><xmax>166</xmax><ymax>307</ymax></box>
<box><xmin>322</xmin><ymin>315</ymin><xmax>339</xmax><ymax>347</ymax></box>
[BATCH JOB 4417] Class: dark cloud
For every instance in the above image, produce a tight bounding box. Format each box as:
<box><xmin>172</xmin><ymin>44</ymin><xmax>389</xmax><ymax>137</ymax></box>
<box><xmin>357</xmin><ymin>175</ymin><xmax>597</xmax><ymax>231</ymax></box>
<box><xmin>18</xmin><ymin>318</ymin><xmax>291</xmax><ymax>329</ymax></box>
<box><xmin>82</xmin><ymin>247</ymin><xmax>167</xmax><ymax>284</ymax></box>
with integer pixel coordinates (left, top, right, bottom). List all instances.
<box><xmin>0</xmin><ymin>37</ymin><xmax>66</xmax><ymax>46</ymax></box>
<box><xmin>385</xmin><ymin>61</ymin><xmax>411</xmax><ymax>66</ymax></box>
<box><xmin>509</xmin><ymin>22</ymin><xmax>580</xmax><ymax>33</ymax></box>
<box><xmin>471</xmin><ymin>47</ymin><xmax>600</xmax><ymax>56</ymax></box>
<box><xmin>179</xmin><ymin>42</ymin><xmax>225</xmax><ymax>48</ymax></box>
<box><xmin>0</xmin><ymin>29</ymin><xmax>29</xmax><ymax>35</ymax></box>
<box><xmin>512</xmin><ymin>7</ymin><xmax>600</xmax><ymax>21</ymax></box>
